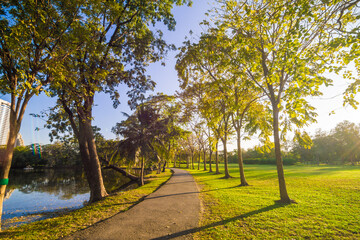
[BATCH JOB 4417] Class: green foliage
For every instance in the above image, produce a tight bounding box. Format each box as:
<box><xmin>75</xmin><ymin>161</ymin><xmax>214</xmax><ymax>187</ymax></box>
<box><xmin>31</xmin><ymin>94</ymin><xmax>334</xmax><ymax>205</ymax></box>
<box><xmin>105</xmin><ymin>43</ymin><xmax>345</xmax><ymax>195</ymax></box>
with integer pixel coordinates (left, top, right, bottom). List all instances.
<box><xmin>0</xmin><ymin>0</ymin><xmax>82</xmax><ymax>96</ymax></box>
<box><xmin>243</xmin><ymin>158</ymin><xmax>297</xmax><ymax>166</ymax></box>
<box><xmin>50</xmin><ymin>0</ymin><xmax>192</xmax><ymax>112</ymax></box>
<box><xmin>11</xmin><ymin>146</ymin><xmax>45</xmax><ymax>168</ymax></box>
<box><xmin>41</xmin><ymin>142</ymin><xmax>81</xmax><ymax>168</ymax></box>
<box><xmin>213</xmin><ymin>0</ymin><xmax>350</xmax><ymax>135</ymax></box>
<box><xmin>10</xmin><ymin>143</ymin><xmax>81</xmax><ymax>169</ymax></box>
<box><xmin>177</xmin><ymin>0</ymin><xmax>359</xmax><ymax>201</ymax></box>
<box><xmin>112</xmin><ymin>95</ymin><xmax>187</xmax><ymax>167</ymax></box>
<box><xmin>292</xmin><ymin>121</ymin><xmax>360</xmax><ymax>165</ymax></box>
<box><xmin>228</xmin><ymin>150</ymin><xmax>297</xmax><ymax>165</ymax></box>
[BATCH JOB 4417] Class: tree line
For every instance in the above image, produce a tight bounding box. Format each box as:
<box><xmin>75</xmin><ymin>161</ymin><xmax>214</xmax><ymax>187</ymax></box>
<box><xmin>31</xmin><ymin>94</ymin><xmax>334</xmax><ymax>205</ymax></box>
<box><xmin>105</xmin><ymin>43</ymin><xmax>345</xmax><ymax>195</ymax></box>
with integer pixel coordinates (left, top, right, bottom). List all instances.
<box><xmin>223</xmin><ymin>120</ymin><xmax>360</xmax><ymax>166</ymax></box>
<box><xmin>175</xmin><ymin>0</ymin><xmax>360</xmax><ymax>205</ymax></box>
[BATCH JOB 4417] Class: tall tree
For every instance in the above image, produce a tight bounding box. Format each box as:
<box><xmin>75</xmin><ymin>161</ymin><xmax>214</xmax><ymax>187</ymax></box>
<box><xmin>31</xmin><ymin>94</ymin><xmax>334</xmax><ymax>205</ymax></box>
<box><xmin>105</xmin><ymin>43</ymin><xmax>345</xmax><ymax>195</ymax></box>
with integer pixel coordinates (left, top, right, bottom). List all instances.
<box><xmin>184</xmin><ymin>133</ymin><xmax>198</xmax><ymax>169</ymax></box>
<box><xmin>0</xmin><ymin>0</ymin><xmax>82</xmax><ymax>229</ymax></box>
<box><xmin>50</xmin><ymin>0</ymin><xmax>191</xmax><ymax>202</ymax></box>
<box><xmin>113</xmin><ymin>95</ymin><xmax>186</xmax><ymax>185</ymax></box>
<box><xmin>176</xmin><ymin>34</ymin><xmax>235</xmax><ymax>178</ymax></box>
<box><xmin>216</xmin><ymin>0</ymin><xmax>352</xmax><ymax>203</ymax></box>
<box><xmin>112</xmin><ymin>104</ymin><xmax>164</xmax><ymax>186</ymax></box>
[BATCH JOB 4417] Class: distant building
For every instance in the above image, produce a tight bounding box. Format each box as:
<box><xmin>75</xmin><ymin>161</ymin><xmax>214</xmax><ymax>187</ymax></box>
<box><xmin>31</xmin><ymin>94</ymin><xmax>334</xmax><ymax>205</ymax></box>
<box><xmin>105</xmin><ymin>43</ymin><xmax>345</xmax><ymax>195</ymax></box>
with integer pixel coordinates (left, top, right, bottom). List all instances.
<box><xmin>15</xmin><ymin>133</ymin><xmax>24</xmax><ymax>147</ymax></box>
<box><xmin>0</xmin><ymin>99</ymin><xmax>24</xmax><ymax>147</ymax></box>
<box><xmin>0</xmin><ymin>99</ymin><xmax>11</xmax><ymax>146</ymax></box>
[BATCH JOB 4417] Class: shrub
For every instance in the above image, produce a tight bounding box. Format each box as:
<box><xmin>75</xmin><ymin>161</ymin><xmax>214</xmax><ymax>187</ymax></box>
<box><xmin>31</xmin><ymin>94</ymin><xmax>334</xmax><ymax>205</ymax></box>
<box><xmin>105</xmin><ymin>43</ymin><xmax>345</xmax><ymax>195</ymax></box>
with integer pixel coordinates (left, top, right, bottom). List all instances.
<box><xmin>243</xmin><ymin>157</ymin><xmax>297</xmax><ymax>165</ymax></box>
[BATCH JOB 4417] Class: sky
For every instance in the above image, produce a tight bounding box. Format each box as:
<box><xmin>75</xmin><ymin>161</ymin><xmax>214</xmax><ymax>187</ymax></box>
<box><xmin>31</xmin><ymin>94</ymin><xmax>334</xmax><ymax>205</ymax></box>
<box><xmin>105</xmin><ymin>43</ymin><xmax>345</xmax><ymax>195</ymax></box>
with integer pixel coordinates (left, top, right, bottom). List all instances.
<box><xmin>1</xmin><ymin>0</ymin><xmax>360</xmax><ymax>150</ymax></box>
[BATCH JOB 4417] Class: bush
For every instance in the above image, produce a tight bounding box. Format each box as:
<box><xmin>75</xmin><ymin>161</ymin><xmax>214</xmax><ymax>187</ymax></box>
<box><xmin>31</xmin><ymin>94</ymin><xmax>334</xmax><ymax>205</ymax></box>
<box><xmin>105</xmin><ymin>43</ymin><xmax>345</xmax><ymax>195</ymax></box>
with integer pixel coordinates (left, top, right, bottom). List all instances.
<box><xmin>243</xmin><ymin>157</ymin><xmax>297</xmax><ymax>165</ymax></box>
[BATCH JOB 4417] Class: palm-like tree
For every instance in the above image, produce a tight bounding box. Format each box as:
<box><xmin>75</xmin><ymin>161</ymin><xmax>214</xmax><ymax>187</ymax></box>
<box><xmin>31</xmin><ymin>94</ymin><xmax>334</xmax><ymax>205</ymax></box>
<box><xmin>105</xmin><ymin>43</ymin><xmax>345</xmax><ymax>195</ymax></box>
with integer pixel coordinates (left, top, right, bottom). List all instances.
<box><xmin>113</xmin><ymin>104</ymin><xmax>168</xmax><ymax>185</ymax></box>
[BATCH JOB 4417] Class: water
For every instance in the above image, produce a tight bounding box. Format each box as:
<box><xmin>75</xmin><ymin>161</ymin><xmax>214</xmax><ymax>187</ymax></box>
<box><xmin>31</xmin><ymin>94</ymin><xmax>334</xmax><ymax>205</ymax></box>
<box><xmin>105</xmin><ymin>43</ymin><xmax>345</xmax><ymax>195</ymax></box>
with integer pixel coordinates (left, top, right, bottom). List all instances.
<box><xmin>2</xmin><ymin>168</ymin><xmax>131</xmax><ymax>229</ymax></box>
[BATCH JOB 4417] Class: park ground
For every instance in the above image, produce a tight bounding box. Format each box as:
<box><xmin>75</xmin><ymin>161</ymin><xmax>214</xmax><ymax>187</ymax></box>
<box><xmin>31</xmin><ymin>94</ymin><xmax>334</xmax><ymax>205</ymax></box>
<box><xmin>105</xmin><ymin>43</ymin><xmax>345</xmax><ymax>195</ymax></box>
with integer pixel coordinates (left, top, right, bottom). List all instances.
<box><xmin>186</xmin><ymin>163</ymin><xmax>360</xmax><ymax>239</ymax></box>
<box><xmin>1</xmin><ymin>164</ymin><xmax>360</xmax><ymax>239</ymax></box>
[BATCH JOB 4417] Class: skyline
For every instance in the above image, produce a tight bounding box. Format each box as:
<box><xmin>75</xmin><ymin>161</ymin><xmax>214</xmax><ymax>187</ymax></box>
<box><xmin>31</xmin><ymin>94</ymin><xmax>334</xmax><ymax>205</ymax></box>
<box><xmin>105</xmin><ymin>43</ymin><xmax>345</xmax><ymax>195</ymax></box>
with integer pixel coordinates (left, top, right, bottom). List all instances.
<box><xmin>1</xmin><ymin>0</ymin><xmax>360</xmax><ymax>150</ymax></box>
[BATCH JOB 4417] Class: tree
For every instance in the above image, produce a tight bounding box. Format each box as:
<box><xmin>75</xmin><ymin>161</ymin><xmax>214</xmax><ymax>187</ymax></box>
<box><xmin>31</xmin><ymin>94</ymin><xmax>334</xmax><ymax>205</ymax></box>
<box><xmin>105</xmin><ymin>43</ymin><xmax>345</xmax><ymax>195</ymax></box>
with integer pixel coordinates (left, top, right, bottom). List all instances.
<box><xmin>48</xmin><ymin>0</ymin><xmax>191</xmax><ymax>202</ymax></box>
<box><xmin>11</xmin><ymin>145</ymin><xmax>46</xmax><ymax>168</ymax></box>
<box><xmin>146</xmin><ymin>94</ymin><xmax>189</xmax><ymax>171</ymax></box>
<box><xmin>41</xmin><ymin>142</ymin><xmax>81</xmax><ymax>168</ymax></box>
<box><xmin>332</xmin><ymin>121</ymin><xmax>360</xmax><ymax>164</ymax></box>
<box><xmin>292</xmin><ymin>121</ymin><xmax>360</xmax><ymax>165</ymax></box>
<box><xmin>113</xmin><ymin>95</ymin><xmax>187</xmax><ymax>185</ymax></box>
<box><xmin>0</xmin><ymin>0</ymin><xmax>83</xmax><ymax>229</ymax></box>
<box><xmin>183</xmin><ymin>133</ymin><xmax>198</xmax><ymax>169</ymax></box>
<box><xmin>113</xmin><ymin>104</ymin><xmax>165</xmax><ymax>185</ymax></box>
<box><xmin>176</xmin><ymin>33</ymin><xmax>236</xmax><ymax>178</ymax></box>
<box><xmin>215</xmin><ymin>0</ymin><xmax>352</xmax><ymax>203</ymax></box>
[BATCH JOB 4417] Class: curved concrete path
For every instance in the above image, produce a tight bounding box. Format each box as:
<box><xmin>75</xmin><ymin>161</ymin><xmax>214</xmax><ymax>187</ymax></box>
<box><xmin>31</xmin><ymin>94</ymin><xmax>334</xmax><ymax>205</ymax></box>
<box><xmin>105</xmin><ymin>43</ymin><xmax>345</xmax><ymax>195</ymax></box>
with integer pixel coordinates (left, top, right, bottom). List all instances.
<box><xmin>64</xmin><ymin>168</ymin><xmax>200</xmax><ymax>240</ymax></box>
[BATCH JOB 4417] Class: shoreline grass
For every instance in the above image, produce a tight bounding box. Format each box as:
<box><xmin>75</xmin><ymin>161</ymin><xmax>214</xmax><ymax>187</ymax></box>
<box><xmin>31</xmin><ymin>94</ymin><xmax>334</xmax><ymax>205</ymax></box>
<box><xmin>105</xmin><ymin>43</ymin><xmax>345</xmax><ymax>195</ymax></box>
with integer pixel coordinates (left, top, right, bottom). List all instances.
<box><xmin>186</xmin><ymin>164</ymin><xmax>360</xmax><ymax>239</ymax></box>
<box><xmin>0</xmin><ymin>169</ymin><xmax>172</xmax><ymax>240</ymax></box>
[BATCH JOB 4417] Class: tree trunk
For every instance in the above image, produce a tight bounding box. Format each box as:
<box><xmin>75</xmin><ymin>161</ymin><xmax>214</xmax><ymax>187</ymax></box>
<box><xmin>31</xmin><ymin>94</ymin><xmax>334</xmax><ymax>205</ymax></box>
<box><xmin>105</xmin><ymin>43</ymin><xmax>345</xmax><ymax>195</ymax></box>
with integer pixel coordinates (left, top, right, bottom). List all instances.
<box><xmin>209</xmin><ymin>149</ymin><xmax>213</xmax><ymax>172</ymax></box>
<box><xmin>272</xmin><ymin>103</ymin><xmax>292</xmax><ymax>203</ymax></box>
<box><xmin>186</xmin><ymin>156</ymin><xmax>189</xmax><ymax>169</ymax></box>
<box><xmin>198</xmin><ymin>152</ymin><xmax>200</xmax><ymax>170</ymax></box>
<box><xmin>215</xmin><ymin>142</ymin><xmax>220</xmax><ymax>174</ymax></box>
<box><xmin>162</xmin><ymin>160</ymin><xmax>167</xmax><ymax>172</ymax></box>
<box><xmin>157</xmin><ymin>161</ymin><xmax>161</xmax><ymax>174</ymax></box>
<box><xmin>79</xmin><ymin>119</ymin><xmax>108</xmax><ymax>202</ymax></box>
<box><xmin>222</xmin><ymin>131</ymin><xmax>231</xmax><ymax>178</ymax></box>
<box><xmin>0</xmin><ymin>122</ymin><xmax>18</xmax><ymax>231</ymax></box>
<box><xmin>140</xmin><ymin>155</ymin><xmax>145</xmax><ymax>186</ymax></box>
<box><xmin>191</xmin><ymin>153</ymin><xmax>194</xmax><ymax>169</ymax></box>
<box><xmin>0</xmin><ymin>93</ymin><xmax>29</xmax><ymax>231</ymax></box>
<box><xmin>236</xmin><ymin>129</ymin><xmax>248</xmax><ymax>186</ymax></box>
<box><xmin>203</xmin><ymin>149</ymin><xmax>207</xmax><ymax>171</ymax></box>
<box><xmin>102</xmin><ymin>164</ymin><xmax>139</xmax><ymax>181</ymax></box>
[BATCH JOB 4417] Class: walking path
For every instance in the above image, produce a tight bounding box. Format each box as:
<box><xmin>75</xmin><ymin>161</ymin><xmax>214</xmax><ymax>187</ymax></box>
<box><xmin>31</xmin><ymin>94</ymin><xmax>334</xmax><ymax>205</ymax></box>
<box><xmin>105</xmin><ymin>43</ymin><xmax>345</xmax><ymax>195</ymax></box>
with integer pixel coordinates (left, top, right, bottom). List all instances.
<box><xmin>64</xmin><ymin>168</ymin><xmax>200</xmax><ymax>240</ymax></box>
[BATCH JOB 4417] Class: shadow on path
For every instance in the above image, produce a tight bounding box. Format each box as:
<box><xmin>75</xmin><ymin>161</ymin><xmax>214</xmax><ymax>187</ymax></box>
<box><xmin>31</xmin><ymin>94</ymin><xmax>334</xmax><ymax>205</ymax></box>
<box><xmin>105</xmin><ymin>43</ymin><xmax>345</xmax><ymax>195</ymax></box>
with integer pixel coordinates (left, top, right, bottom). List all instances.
<box><xmin>164</xmin><ymin>181</ymin><xmax>196</xmax><ymax>185</ymax></box>
<box><xmin>151</xmin><ymin>203</ymin><xmax>288</xmax><ymax>240</ymax></box>
<box><xmin>145</xmin><ymin>185</ymin><xmax>240</xmax><ymax>200</ymax></box>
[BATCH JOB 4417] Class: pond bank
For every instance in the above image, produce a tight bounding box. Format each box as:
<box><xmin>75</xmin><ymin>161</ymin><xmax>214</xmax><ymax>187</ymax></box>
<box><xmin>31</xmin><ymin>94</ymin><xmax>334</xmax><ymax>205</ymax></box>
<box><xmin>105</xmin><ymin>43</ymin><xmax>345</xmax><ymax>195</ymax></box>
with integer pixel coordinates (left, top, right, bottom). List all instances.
<box><xmin>0</xmin><ymin>170</ymin><xmax>172</xmax><ymax>240</ymax></box>
<box><xmin>2</xmin><ymin>167</ymin><xmax>138</xmax><ymax>229</ymax></box>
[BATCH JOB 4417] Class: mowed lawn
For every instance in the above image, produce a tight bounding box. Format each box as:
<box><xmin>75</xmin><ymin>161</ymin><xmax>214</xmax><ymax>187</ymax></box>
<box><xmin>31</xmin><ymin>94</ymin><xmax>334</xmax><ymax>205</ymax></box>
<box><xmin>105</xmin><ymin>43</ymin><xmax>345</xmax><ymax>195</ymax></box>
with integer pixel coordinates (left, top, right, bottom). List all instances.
<box><xmin>186</xmin><ymin>164</ymin><xmax>360</xmax><ymax>239</ymax></box>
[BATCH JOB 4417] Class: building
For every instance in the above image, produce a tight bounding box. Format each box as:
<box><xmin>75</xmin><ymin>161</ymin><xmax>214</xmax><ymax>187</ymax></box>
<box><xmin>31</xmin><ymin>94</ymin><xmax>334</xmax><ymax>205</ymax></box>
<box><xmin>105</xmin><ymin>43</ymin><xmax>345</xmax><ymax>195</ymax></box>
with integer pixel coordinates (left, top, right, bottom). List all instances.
<box><xmin>0</xmin><ymin>99</ymin><xmax>24</xmax><ymax>147</ymax></box>
<box><xmin>15</xmin><ymin>133</ymin><xmax>24</xmax><ymax>147</ymax></box>
<box><xmin>0</xmin><ymin>99</ymin><xmax>11</xmax><ymax>146</ymax></box>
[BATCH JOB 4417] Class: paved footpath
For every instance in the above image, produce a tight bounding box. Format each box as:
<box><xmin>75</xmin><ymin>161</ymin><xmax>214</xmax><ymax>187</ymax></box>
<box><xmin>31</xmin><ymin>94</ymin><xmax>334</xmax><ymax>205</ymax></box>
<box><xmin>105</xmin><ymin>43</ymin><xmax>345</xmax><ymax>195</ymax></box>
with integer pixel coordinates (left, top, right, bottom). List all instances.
<box><xmin>64</xmin><ymin>168</ymin><xmax>200</xmax><ymax>240</ymax></box>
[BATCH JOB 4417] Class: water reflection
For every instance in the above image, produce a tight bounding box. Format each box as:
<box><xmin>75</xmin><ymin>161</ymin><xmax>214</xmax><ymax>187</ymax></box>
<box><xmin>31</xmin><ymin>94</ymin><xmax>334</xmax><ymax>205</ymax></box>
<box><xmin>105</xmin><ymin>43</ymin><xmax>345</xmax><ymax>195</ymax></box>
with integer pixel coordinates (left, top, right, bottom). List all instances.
<box><xmin>2</xmin><ymin>168</ymin><xmax>131</xmax><ymax>229</ymax></box>
<box><xmin>7</xmin><ymin>169</ymin><xmax>89</xmax><ymax>198</ymax></box>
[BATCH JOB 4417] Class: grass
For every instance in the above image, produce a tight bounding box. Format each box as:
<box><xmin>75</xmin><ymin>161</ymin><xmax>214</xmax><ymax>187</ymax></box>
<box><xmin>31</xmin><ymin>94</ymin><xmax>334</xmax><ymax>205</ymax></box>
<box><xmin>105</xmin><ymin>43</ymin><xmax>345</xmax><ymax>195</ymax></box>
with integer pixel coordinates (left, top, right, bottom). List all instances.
<box><xmin>0</xmin><ymin>169</ymin><xmax>172</xmax><ymax>240</ymax></box>
<box><xmin>186</xmin><ymin>164</ymin><xmax>360</xmax><ymax>239</ymax></box>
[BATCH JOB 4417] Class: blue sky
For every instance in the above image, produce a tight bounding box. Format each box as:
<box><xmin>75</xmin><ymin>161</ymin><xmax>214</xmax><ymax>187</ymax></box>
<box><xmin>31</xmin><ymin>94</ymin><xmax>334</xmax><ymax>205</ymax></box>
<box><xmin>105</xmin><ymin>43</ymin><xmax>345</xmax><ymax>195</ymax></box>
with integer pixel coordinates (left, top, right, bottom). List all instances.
<box><xmin>0</xmin><ymin>0</ymin><xmax>213</xmax><ymax>146</ymax></box>
<box><xmin>2</xmin><ymin>0</ymin><xmax>360</xmax><ymax>150</ymax></box>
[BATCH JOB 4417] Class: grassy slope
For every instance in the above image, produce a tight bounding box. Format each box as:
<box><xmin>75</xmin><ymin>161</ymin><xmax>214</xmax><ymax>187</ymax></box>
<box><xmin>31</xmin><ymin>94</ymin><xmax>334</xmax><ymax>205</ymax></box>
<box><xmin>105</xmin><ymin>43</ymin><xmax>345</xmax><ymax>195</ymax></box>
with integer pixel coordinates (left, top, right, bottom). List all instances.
<box><xmin>0</xmin><ymin>170</ymin><xmax>172</xmax><ymax>240</ymax></box>
<box><xmin>187</xmin><ymin>164</ymin><xmax>360</xmax><ymax>239</ymax></box>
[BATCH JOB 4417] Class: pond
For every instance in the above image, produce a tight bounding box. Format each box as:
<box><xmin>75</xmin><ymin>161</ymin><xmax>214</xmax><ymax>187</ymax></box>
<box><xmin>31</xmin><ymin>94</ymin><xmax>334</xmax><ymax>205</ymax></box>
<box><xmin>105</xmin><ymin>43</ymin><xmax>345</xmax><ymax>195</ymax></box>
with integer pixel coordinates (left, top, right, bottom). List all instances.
<box><xmin>2</xmin><ymin>168</ymin><xmax>132</xmax><ymax>229</ymax></box>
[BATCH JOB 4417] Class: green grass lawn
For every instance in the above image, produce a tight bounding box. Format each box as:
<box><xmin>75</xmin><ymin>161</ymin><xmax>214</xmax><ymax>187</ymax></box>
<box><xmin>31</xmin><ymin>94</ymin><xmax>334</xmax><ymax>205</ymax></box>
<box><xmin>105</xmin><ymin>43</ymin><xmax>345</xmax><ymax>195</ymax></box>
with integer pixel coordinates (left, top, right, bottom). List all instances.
<box><xmin>187</xmin><ymin>164</ymin><xmax>360</xmax><ymax>239</ymax></box>
<box><xmin>0</xmin><ymin>170</ymin><xmax>172</xmax><ymax>240</ymax></box>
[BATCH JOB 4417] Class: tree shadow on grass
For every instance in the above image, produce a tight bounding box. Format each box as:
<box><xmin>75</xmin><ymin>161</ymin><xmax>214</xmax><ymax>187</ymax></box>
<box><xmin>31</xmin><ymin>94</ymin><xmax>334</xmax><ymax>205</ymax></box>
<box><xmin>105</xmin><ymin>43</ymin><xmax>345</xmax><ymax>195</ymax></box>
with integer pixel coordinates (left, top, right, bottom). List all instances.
<box><xmin>220</xmin><ymin>175</ymin><xmax>234</xmax><ymax>179</ymax></box>
<box><xmin>100</xmin><ymin>201</ymin><xmax>141</xmax><ymax>208</ymax></box>
<box><xmin>150</xmin><ymin>203</ymin><xmax>288</xmax><ymax>240</ymax></box>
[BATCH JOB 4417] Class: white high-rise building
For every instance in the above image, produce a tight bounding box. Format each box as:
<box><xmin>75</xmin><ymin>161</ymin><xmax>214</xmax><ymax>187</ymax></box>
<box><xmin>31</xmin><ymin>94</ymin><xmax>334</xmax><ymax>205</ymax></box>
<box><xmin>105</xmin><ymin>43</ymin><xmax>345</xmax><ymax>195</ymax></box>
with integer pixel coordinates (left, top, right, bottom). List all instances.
<box><xmin>0</xmin><ymin>99</ymin><xmax>11</xmax><ymax>146</ymax></box>
<box><xmin>15</xmin><ymin>133</ymin><xmax>24</xmax><ymax>147</ymax></box>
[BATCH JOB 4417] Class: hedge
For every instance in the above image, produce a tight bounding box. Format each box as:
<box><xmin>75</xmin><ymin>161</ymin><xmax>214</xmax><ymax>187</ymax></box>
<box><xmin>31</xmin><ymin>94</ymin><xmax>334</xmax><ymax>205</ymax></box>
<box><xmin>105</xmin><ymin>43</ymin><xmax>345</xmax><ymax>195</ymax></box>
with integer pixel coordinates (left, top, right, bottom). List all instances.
<box><xmin>243</xmin><ymin>158</ymin><xmax>297</xmax><ymax>165</ymax></box>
